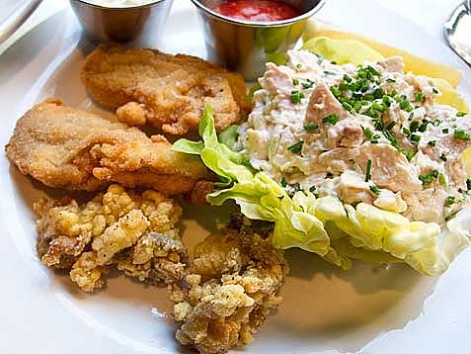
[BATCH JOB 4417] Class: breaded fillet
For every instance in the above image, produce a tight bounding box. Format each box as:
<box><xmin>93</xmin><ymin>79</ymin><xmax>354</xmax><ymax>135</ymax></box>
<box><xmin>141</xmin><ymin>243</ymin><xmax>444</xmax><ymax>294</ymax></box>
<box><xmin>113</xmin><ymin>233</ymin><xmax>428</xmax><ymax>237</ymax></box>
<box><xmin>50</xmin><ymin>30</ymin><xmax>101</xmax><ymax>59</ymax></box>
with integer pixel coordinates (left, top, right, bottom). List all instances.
<box><xmin>5</xmin><ymin>99</ymin><xmax>210</xmax><ymax>195</ymax></box>
<box><xmin>35</xmin><ymin>184</ymin><xmax>187</xmax><ymax>292</ymax></box>
<box><xmin>170</xmin><ymin>229</ymin><xmax>288</xmax><ymax>354</ymax></box>
<box><xmin>80</xmin><ymin>45</ymin><xmax>252</xmax><ymax>135</ymax></box>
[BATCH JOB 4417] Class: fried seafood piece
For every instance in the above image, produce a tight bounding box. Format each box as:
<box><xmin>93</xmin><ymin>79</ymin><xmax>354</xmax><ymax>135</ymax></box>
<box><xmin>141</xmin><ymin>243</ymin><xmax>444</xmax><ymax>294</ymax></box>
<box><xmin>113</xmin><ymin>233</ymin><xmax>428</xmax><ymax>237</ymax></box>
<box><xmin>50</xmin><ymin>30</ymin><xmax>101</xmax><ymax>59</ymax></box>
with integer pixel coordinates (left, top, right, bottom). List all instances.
<box><xmin>35</xmin><ymin>184</ymin><xmax>187</xmax><ymax>292</ymax></box>
<box><xmin>80</xmin><ymin>45</ymin><xmax>252</xmax><ymax>135</ymax></box>
<box><xmin>170</xmin><ymin>229</ymin><xmax>288</xmax><ymax>354</ymax></box>
<box><xmin>5</xmin><ymin>100</ymin><xmax>210</xmax><ymax>194</ymax></box>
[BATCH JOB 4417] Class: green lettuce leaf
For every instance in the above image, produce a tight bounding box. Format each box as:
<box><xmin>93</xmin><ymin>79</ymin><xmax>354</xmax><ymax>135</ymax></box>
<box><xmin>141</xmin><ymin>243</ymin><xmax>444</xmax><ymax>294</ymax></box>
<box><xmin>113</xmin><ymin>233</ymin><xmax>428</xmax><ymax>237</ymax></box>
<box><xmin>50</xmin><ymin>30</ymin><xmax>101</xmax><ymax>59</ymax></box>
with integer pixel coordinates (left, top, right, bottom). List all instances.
<box><xmin>172</xmin><ymin>106</ymin><xmax>471</xmax><ymax>275</ymax></box>
<box><xmin>217</xmin><ymin>125</ymin><xmax>240</xmax><ymax>151</ymax></box>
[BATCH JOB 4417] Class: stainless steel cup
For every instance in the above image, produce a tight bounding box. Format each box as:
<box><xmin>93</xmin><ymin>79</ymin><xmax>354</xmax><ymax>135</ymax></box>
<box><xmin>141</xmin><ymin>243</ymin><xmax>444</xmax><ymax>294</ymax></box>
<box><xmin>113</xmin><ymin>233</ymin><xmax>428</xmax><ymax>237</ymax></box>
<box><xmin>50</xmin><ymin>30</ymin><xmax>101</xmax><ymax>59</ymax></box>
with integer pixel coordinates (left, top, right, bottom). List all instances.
<box><xmin>69</xmin><ymin>0</ymin><xmax>173</xmax><ymax>47</ymax></box>
<box><xmin>190</xmin><ymin>0</ymin><xmax>325</xmax><ymax>81</ymax></box>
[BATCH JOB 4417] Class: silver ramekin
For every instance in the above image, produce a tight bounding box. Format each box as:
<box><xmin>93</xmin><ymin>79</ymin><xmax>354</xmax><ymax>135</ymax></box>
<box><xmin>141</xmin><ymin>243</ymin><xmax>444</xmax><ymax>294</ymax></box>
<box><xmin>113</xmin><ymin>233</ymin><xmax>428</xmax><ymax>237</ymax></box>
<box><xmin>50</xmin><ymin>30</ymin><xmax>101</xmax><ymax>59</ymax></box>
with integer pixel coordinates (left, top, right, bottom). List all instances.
<box><xmin>69</xmin><ymin>0</ymin><xmax>174</xmax><ymax>46</ymax></box>
<box><xmin>190</xmin><ymin>0</ymin><xmax>325</xmax><ymax>81</ymax></box>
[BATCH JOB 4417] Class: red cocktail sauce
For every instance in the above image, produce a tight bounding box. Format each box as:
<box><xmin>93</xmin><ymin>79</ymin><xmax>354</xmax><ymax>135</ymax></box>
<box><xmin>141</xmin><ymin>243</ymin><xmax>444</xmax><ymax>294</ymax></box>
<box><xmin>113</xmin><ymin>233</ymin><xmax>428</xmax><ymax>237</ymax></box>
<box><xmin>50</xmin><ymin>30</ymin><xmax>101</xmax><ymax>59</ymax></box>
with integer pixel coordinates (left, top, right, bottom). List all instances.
<box><xmin>211</xmin><ymin>0</ymin><xmax>302</xmax><ymax>22</ymax></box>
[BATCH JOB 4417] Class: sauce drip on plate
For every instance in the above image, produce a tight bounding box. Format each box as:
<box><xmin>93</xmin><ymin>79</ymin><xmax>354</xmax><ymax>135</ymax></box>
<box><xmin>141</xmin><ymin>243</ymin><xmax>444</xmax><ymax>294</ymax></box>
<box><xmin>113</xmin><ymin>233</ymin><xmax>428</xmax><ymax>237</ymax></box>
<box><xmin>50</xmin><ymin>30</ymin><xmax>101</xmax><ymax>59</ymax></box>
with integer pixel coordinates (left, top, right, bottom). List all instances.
<box><xmin>211</xmin><ymin>0</ymin><xmax>302</xmax><ymax>22</ymax></box>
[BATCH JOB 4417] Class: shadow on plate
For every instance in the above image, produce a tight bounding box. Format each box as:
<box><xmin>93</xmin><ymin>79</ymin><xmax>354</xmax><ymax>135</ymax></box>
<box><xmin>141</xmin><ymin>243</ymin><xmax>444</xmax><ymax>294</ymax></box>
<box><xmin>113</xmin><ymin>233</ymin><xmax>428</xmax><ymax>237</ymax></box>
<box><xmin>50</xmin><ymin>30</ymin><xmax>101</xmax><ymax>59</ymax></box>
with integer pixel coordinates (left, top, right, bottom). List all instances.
<box><xmin>256</xmin><ymin>248</ymin><xmax>437</xmax><ymax>353</ymax></box>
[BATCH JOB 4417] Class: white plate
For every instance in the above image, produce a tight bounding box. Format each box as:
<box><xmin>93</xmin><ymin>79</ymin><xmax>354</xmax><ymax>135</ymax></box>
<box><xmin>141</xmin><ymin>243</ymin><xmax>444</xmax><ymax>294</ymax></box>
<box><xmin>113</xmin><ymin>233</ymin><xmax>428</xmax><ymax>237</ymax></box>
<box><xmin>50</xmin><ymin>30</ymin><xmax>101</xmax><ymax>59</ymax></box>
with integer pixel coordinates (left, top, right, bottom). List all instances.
<box><xmin>1</xmin><ymin>1</ymin><xmax>471</xmax><ymax>353</ymax></box>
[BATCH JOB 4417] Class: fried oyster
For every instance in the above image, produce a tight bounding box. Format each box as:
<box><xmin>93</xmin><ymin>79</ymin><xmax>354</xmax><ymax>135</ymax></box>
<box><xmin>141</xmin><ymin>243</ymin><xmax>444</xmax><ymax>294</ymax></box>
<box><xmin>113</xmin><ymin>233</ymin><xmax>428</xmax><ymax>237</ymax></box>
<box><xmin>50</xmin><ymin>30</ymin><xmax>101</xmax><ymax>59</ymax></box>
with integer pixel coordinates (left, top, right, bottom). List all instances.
<box><xmin>35</xmin><ymin>184</ymin><xmax>186</xmax><ymax>292</ymax></box>
<box><xmin>6</xmin><ymin>99</ymin><xmax>210</xmax><ymax>195</ymax></box>
<box><xmin>81</xmin><ymin>45</ymin><xmax>252</xmax><ymax>135</ymax></box>
<box><xmin>170</xmin><ymin>228</ymin><xmax>289</xmax><ymax>354</ymax></box>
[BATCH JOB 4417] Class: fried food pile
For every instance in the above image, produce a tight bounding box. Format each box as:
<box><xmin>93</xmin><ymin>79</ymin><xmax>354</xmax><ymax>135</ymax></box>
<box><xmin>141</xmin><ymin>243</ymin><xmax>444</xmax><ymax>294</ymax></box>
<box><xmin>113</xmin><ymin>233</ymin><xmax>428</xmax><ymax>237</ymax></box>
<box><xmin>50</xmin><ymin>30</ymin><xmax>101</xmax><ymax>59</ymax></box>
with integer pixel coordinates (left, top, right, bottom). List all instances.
<box><xmin>5</xmin><ymin>99</ymin><xmax>210</xmax><ymax>195</ymax></box>
<box><xmin>35</xmin><ymin>184</ymin><xmax>186</xmax><ymax>292</ymax></box>
<box><xmin>4</xmin><ymin>46</ymin><xmax>288</xmax><ymax>353</ymax></box>
<box><xmin>171</xmin><ymin>229</ymin><xmax>288</xmax><ymax>354</ymax></box>
<box><xmin>81</xmin><ymin>45</ymin><xmax>252</xmax><ymax>135</ymax></box>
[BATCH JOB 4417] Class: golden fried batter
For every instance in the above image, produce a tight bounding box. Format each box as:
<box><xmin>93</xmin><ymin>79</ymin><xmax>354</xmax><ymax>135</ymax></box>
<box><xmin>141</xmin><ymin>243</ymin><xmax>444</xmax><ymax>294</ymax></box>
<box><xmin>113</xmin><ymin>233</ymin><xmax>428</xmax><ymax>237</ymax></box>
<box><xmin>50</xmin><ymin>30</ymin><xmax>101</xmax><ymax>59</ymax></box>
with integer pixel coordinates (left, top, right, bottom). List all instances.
<box><xmin>80</xmin><ymin>45</ymin><xmax>252</xmax><ymax>135</ymax></box>
<box><xmin>35</xmin><ymin>184</ymin><xmax>186</xmax><ymax>292</ymax></box>
<box><xmin>170</xmin><ymin>229</ymin><xmax>288</xmax><ymax>354</ymax></box>
<box><xmin>5</xmin><ymin>99</ymin><xmax>210</xmax><ymax>195</ymax></box>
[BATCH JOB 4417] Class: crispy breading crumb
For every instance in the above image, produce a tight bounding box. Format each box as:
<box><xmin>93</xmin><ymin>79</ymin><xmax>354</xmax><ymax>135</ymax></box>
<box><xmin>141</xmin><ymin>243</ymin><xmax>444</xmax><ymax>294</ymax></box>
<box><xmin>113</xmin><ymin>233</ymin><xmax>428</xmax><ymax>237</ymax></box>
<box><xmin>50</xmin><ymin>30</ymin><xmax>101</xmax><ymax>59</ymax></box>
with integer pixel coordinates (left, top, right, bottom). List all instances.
<box><xmin>34</xmin><ymin>184</ymin><xmax>186</xmax><ymax>292</ymax></box>
<box><xmin>170</xmin><ymin>229</ymin><xmax>288</xmax><ymax>354</ymax></box>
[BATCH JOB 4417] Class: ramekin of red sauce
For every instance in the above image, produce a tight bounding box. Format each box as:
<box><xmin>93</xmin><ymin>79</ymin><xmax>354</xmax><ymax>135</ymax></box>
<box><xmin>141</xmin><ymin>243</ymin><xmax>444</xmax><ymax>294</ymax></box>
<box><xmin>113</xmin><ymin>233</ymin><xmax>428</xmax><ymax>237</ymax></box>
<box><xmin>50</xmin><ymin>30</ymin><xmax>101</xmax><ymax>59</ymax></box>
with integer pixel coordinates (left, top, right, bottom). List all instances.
<box><xmin>190</xmin><ymin>0</ymin><xmax>325</xmax><ymax>80</ymax></box>
<box><xmin>211</xmin><ymin>0</ymin><xmax>302</xmax><ymax>22</ymax></box>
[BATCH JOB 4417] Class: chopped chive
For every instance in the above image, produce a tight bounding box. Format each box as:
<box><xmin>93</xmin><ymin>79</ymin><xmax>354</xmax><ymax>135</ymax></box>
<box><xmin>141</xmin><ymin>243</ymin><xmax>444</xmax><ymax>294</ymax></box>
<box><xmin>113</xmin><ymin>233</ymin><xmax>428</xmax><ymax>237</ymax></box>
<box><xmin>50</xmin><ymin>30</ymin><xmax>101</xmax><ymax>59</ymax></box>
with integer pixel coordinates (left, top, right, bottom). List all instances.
<box><xmin>369</xmin><ymin>185</ymin><xmax>381</xmax><ymax>195</ymax></box>
<box><xmin>364</xmin><ymin>107</ymin><xmax>380</xmax><ymax>119</ymax></box>
<box><xmin>292</xmin><ymin>78</ymin><xmax>299</xmax><ymax>86</ymax></box>
<box><xmin>454</xmin><ymin>129</ymin><xmax>470</xmax><ymax>141</ymax></box>
<box><xmin>280</xmin><ymin>177</ymin><xmax>288</xmax><ymax>187</ymax></box>
<box><xmin>419</xmin><ymin>170</ymin><xmax>439</xmax><ymax>185</ymax></box>
<box><xmin>457</xmin><ymin>112</ymin><xmax>467</xmax><ymax>117</ymax></box>
<box><xmin>363</xmin><ymin>127</ymin><xmax>374</xmax><ymax>139</ymax></box>
<box><xmin>410</xmin><ymin>134</ymin><xmax>421</xmax><ymax>142</ymax></box>
<box><xmin>324</xmin><ymin>70</ymin><xmax>336</xmax><ymax>76</ymax></box>
<box><xmin>288</xmin><ymin>141</ymin><xmax>304</xmax><ymax>154</ymax></box>
<box><xmin>386</xmin><ymin>78</ymin><xmax>396</xmax><ymax>83</ymax></box>
<box><xmin>342</xmin><ymin>101</ymin><xmax>353</xmax><ymax>111</ymax></box>
<box><xmin>432</xmin><ymin>88</ymin><xmax>439</xmax><ymax>94</ymax></box>
<box><xmin>403</xmin><ymin>127</ymin><xmax>411</xmax><ymax>136</ymax></box>
<box><xmin>418</xmin><ymin>121</ymin><xmax>430</xmax><ymax>132</ymax></box>
<box><xmin>365</xmin><ymin>159</ymin><xmax>372</xmax><ymax>182</ymax></box>
<box><xmin>440</xmin><ymin>154</ymin><xmax>447</xmax><ymax>161</ymax></box>
<box><xmin>373</xmin><ymin>88</ymin><xmax>385</xmax><ymax>99</ymax></box>
<box><xmin>386</xmin><ymin>121</ymin><xmax>396</xmax><ymax>131</ymax></box>
<box><xmin>467</xmin><ymin>178</ymin><xmax>471</xmax><ymax>191</ymax></box>
<box><xmin>432</xmin><ymin>119</ymin><xmax>441</xmax><ymax>126</ymax></box>
<box><xmin>309</xmin><ymin>185</ymin><xmax>317</xmax><ymax>193</ymax></box>
<box><xmin>410</xmin><ymin>121</ymin><xmax>419</xmax><ymax>132</ymax></box>
<box><xmin>382</xmin><ymin>95</ymin><xmax>392</xmax><ymax>107</ymax></box>
<box><xmin>442</xmin><ymin>128</ymin><xmax>449</xmax><ymax>134</ymax></box>
<box><xmin>408</xmin><ymin>112</ymin><xmax>415</xmax><ymax>121</ymax></box>
<box><xmin>406</xmin><ymin>150</ymin><xmax>416</xmax><ymax>161</ymax></box>
<box><xmin>304</xmin><ymin>123</ymin><xmax>319</xmax><ymax>132</ymax></box>
<box><xmin>343</xmin><ymin>74</ymin><xmax>352</xmax><ymax>82</ymax></box>
<box><xmin>372</xmin><ymin>102</ymin><xmax>385</xmax><ymax>112</ymax></box>
<box><xmin>322</xmin><ymin>114</ymin><xmax>340</xmax><ymax>125</ymax></box>
<box><xmin>330</xmin><ymin>87</ymin><xmax>341</xmax><ymax>97</ymax></box>
<box><xmin>302</xmin><ymin>79</ymin><xmax>314</xmax><ymax>89</ymax></box>
<box><xmin>353</xmin><ymin>101</ymin><xmax>362</xmax><ymax>112</ymax></box>
<box><xmin>398</xmin><ymin>95</ymin><xmax>413</xmax><ymax>112</ymax></box>
<box><xmin>414</xmin><ymin>92</ymin><xmax>424</xmax><ymax>102</ymax></box>
<box><xmin>427</xmin><ymin>140</ymin><xmax>436</xmax><ymax>147</ymax></box>
<box><xmin>446</xmin><ymin>196</ymin><xmax>456</xmax><ymax>206</ymax></box>
<box><xmin>339</xmin><ymin>82</ymin><xmax>350</xmax><ymax>91</ymax></box>
<box><xmin>290</xmin><ymin>91</ymin><xmax>305</xmax><ymax>104</ymax></box>
<box><xmin>363</xmin><ymin>127</ymin><xmax>380</xmax><ymax>141</ymax></box>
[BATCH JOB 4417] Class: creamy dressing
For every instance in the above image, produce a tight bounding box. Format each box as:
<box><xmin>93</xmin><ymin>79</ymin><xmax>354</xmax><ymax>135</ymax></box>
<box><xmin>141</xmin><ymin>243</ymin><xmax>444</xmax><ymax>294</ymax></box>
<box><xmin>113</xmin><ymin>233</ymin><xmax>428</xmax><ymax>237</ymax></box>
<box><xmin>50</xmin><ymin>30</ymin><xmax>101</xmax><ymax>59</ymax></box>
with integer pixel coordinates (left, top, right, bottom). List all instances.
<box><xmin>83</xmin><ymin>0</ymin><xmax>158</xmax><ymax>7</ymax></box>
<box><xmin>239</xmin><ymin>50</ymin><xmax>471</xmax><ymax>224</ymax></box>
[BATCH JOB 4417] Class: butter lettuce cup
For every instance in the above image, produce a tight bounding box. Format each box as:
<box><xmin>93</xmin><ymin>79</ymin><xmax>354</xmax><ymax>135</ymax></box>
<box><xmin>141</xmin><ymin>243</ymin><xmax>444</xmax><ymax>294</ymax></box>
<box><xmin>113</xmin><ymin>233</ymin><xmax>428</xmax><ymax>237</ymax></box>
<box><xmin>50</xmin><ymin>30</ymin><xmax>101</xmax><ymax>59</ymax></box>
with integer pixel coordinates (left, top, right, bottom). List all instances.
<box><xmin>190</xmin><ymin>0</ymin><xmax>326</xmax><ymax>81</ymax></box>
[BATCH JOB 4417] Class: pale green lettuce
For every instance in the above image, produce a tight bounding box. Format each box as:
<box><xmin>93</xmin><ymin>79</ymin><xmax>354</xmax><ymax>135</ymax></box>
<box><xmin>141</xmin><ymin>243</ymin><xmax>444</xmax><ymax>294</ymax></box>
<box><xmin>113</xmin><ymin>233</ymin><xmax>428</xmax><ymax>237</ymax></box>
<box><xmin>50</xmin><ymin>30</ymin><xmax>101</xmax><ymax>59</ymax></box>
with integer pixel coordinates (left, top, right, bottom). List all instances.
<box><xmin>172</xmin><ymin>107</ymin><xmax>471</xmax><ymax>275</ymax></box>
